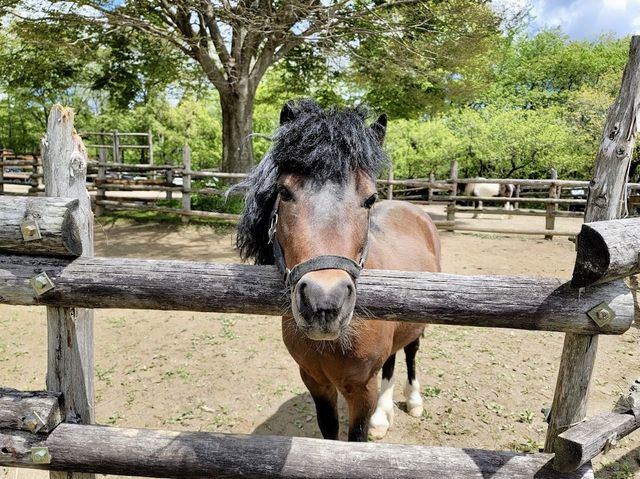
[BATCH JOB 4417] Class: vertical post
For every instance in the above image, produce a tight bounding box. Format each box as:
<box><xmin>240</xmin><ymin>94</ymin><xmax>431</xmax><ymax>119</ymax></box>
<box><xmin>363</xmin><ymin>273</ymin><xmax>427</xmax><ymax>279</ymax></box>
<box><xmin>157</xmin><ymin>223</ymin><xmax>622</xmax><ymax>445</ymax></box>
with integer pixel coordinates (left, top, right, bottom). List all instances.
<box><xmin>42</xmin><ymin>105</ymin><xmax>95</xmax><ymax>479</ymax></box>
<box><xmin>182</xmin><ymin>145</ymin><xmax>191</xmax><ymax>224</ymax></box>
<box><xmin>0</xmin><ymin>151</ymin><xmax>4</xmax><ymax>195</ymax></box>
<box><xmin>386</xmin><ymin>162</ymin><xmax>394</xmax><ymax>200</ymax></box>
<box><xmin>545</xmin><ymin>168</ymin><xmax>558</xmax><ymax>240</ymax></box>
<box><xmin>428</xmin><ymin>172</ymin><xmax>435</xmax><ymax>202</ymax></box>
<box><xmin>95</xmin><ymin>147</ymin><xmax>107</xmax><ymax>217</ymax></box>
<box><xmin>112</xmin><ymin>130</ymin><xmax>120</xmax><ymax>164</ymax></box>
<box><xmin>166</xmin><ymin>168</ymin><xmax>174</xmax><ymax>201</ymax></box>
<box><xmin>446</xmin><ymin>160</ymin><xmax>458</xmax><ymax>229</ymax></box>
<box><xmin>148</xmin><ymin>130</ymin><xmax>154</xmax><ymax>165</ymax></box>
<box><xmin>546</xmin><ymin>35</ymin><xmax>640</xmax><ymax>458</ymax></box>
<box><xmin>513</xmin><ymin>184</ymin><xmax>521</xmax><ymax>210</ymax></box>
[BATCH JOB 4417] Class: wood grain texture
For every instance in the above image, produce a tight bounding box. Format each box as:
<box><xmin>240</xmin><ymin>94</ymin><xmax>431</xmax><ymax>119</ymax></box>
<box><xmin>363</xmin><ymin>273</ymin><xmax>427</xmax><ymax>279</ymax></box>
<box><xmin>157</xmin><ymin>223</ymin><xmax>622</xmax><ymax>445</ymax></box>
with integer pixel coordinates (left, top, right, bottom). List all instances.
<box><xmin>553</xmin><ymin>411</ymin><xmax>640</xmax><ymax>472</ymax></box>
<box><xmin>41</xmin><ymin>105</ymin><xmax>95</xmax><ymax>479</ymax></box>
<box><xmin>572</xmin><ymin>217</ymin><xmax>640</xmax><ymax>287</ymax></box>
<box><xmin>546</xmin><ymin>36</ymin><xmax>640</xmax><ymax>461</ymax></box>
<box><xmin>0</xmin><ymin>257</ymin><xmax>634</xmax><ymax>335</ymax></box>
<box><xmin>0</xmin><ymin>389</ymin><xmax>63</xmax><ymax>433</ymax></box>
<box><xmin>0</xmin><ymin>196</ymin><xmax>81</xmax><ymax>256</ymax></box>
<box><xmin>0</xmin><ymin>423</ymin><xmax>594</xmax><ymax>479</ymax></box>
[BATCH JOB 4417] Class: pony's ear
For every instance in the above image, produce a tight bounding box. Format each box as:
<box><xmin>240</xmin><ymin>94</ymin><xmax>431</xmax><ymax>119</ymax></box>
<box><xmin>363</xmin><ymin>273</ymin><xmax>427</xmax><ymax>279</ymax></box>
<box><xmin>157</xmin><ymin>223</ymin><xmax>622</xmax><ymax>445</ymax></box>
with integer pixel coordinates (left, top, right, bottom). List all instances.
<box><xmin>280</xmin><ymin>102</ymin><xmax>296</xmax><ymax>125</ymax></box>
<box><xmin>371</xmin><ymin>113</ymin><xmax>388</xmax><ymax>145</ymax></box>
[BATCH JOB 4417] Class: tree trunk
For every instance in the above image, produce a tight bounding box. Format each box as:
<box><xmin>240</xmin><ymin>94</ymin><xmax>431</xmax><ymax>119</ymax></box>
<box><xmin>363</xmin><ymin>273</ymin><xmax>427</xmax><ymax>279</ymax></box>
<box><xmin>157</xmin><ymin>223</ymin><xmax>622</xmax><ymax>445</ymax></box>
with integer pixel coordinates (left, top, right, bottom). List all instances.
<box><xmin>220</xmin><ymin>90</ymin><xmax>256</xmax><ymax>173</ymax></box>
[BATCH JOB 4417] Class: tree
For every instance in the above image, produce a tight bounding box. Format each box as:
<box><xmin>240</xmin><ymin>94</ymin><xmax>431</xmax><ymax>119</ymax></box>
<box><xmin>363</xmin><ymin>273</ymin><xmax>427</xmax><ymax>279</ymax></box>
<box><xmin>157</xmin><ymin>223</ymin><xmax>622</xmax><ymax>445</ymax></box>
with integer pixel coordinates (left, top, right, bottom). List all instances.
<box><xmin>7</xmin><ymin>0</ymin><xmax>505</xmax><ymax>172</ymax></box>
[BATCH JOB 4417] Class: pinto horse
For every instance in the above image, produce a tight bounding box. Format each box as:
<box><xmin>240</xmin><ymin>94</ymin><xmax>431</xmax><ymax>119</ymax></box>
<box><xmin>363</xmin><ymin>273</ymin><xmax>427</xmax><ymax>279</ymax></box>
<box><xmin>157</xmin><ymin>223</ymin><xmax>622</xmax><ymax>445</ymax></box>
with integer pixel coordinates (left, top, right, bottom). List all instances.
<box><xmin>234</xmin><ymin>100</ymin><xmax>441</xmax><ymax>441</ymax></box>
<box><xmin>463</xmin><ymin>180</ymin><xmax>515</xmax><ymax>218</ymax></box>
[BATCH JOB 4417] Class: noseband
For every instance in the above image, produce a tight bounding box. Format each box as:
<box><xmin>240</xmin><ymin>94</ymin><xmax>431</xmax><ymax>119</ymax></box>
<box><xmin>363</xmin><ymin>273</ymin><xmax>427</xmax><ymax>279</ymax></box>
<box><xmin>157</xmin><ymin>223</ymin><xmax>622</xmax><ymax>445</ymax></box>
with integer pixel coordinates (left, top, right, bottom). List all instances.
<box><xmin>268</xmin><ymin>197</ymin><xmax>371</xmax><ymax>290</ymax></box>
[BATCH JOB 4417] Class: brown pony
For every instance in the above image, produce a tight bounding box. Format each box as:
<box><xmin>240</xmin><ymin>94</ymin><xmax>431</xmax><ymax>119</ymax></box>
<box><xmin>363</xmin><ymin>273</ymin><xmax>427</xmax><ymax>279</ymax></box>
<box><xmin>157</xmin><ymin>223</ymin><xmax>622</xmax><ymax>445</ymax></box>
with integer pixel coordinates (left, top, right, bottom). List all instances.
<box><xmin>234</xmin><ymin>100</ymin><xmax>441</xmax><ymax>441</ymax></box>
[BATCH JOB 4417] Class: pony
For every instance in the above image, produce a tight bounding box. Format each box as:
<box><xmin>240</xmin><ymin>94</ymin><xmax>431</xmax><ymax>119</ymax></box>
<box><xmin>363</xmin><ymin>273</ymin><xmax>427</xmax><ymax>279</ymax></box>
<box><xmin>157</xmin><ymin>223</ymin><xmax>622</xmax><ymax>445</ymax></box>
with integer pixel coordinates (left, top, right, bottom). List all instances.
<box><xmin>463</xmin><ymin>180</ymin><xmax>515</xmax><ymax>219</ymax></box>
<box><xmin>233</xmin><ymin>99</ymin><xmax>441</xmax><ymax>441</ymax></box>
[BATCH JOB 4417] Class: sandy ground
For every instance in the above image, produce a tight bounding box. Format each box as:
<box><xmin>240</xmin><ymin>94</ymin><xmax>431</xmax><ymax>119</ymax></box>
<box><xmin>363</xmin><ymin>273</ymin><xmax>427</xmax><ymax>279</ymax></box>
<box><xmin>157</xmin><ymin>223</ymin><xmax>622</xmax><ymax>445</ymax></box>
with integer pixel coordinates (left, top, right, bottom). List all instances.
<box><xmin>1</xmin><ymin>205</ymin><xmax>639</xmax><ymax>479</ymax></box>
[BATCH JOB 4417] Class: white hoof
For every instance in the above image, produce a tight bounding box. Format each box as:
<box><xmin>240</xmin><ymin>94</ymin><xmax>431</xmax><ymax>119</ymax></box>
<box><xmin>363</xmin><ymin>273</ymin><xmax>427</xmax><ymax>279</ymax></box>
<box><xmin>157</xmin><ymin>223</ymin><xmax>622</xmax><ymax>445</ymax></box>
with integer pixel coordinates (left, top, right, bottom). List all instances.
<box><xmin>369</xmin><ymin>409</ymin><xmax>391</xmax><ymax>439</ymax></box>
<box><xmin>404</xmin><ymin>380</ymin><xmax>424</xmax><ymax>417</ymax></box>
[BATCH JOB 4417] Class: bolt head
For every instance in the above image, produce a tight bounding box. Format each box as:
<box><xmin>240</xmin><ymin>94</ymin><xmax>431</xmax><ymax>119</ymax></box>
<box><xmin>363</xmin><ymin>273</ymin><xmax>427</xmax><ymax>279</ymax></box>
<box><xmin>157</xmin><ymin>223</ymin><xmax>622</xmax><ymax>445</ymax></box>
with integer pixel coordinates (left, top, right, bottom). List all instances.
<box><xmin>597</xmin><ymin>309</ymin><xmax>611</xmax><ymax>321</ymax></box>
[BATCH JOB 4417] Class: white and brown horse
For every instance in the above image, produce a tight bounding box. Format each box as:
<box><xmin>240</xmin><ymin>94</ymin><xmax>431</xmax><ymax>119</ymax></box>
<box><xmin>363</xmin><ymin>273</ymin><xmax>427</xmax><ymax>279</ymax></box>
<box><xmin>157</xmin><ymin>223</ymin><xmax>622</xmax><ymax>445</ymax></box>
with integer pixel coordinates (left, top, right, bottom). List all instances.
<box><xmin>234</xmin><ymin>100</ymin><xmax>441</xmax><ymax>441</ymax></box>
<box><xmin>463</xmin><ymin>180</ymin><xmax>515</xmax><ymax>218</ymax></box>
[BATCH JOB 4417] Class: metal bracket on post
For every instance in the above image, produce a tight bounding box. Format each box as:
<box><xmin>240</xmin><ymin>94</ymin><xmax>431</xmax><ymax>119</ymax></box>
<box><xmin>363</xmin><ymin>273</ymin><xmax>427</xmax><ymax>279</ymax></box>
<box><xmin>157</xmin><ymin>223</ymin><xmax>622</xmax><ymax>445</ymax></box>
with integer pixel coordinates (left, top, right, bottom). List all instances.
<box><xmin>21</xmin><ymin>219</ymin><xmax>41</xmax><ymax>242</ymax></box>
<box><xmin>587</xmin><ymin>302</ymin><xmax>616</xmax><ymax>328</ymax></box>
<box><xmin>23</xmin><ymin>411</ymin><xmax>46</xmax><ymax>433</ymax></box>
<box><xmin>30</xmin><ymin>272</ymin><xmax>55</xmax><ymax>296</ymax></box>
<box><xmin>31</xmin><ymin>447</ymin><xmax>51</xmax><ymax>464</ymax></box>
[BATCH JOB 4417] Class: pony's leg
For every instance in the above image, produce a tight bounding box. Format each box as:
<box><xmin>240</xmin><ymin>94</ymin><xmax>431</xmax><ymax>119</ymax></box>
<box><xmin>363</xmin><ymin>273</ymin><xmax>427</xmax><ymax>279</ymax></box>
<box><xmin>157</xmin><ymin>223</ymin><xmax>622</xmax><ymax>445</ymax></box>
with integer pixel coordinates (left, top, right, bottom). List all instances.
<box><xmin>299</xmin><ymin>368</ymin><xmax>339</xmax><ymax>440</ymax></box>
<box><xmin>342</xmin><ymin>376</ymin><xmax>379</xmax><ymax>441</ymax></box>
<box><xmin>369</xmin><ymin>354</ymin><xmax>396</xmax><ymax>439</ymax></box>
<box><xmin>403</xmin><ymin>338</ymin><xmax>424</xmax><ymax>417</ymax></box>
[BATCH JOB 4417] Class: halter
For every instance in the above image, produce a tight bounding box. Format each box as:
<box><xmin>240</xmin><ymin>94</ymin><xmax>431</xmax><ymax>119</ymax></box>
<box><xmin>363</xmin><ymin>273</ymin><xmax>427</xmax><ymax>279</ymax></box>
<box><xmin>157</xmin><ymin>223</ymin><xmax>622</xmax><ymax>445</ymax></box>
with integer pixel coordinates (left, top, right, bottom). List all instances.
<box><xmin>268</xmin><ymin>196</ymin><xmax>371</xmax><ymax>290</ymax></box>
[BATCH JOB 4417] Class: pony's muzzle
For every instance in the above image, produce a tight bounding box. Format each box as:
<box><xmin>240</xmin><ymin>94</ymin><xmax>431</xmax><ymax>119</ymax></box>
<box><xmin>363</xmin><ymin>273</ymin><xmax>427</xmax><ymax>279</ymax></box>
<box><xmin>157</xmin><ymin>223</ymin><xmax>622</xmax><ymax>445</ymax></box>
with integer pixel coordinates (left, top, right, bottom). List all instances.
<box><xmin>293</xmin><ymin>271</ymin><xmax>356</xmax><ymax>340</ymax></box>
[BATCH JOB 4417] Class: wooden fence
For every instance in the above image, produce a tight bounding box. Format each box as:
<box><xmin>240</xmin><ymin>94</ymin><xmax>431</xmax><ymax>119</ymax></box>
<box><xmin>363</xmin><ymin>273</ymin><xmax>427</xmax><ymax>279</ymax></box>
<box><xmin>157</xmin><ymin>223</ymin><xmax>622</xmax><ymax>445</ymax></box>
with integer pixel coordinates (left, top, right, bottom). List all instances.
<box><xmin>1</xmin><ymin>36</ymin><xmax>640</xmax><ymax>479</ymax></box>
<box><xmin>3</xmin><ymin>148</ymin><xmax>640</xmax><ymax>240</ymax></box>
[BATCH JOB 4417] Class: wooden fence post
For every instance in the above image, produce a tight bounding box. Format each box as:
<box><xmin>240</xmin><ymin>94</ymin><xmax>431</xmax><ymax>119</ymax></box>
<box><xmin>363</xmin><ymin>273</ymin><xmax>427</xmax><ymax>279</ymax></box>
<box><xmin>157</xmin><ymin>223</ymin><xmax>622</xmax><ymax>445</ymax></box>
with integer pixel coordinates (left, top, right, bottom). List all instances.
<box><xmin>513</xmin><ymin>184</ymin><xmax>521</xmax><ymax>210</ymax></box>
<box><xmin>95</xmin><ymin>147</ymin><xmax>107</xmax><ymax>216</ymax></box>
<box><xmin>428</xmin><ymin>173</ymin><xmax>435</xmax><ymax>202</ymax></box>
<box><xmin>0</xmin><ymin>153</ymin><xmax>4</xmax><ymax>195</ymax></box>
<box><xmin>166</xmin><ymin>168</ymin><xmax>173</xmax><ymax>201</ymax></box>
<box><xmin>41</xmin><ymin>105</ymin><xmax>95</xmax><ymax>479</ymax></box>
<box><xmin>545</xmin><ymin>168</ymin><xmax>558</xmax><ymax>240</ymax></box>
<box><xmin>545</xmin><ymin>35</ymin><xmax>640</xmax><ymax>457</ymax></box>
<box><xmin>112</xmin><ymin>130</ymin><xmax>120</xmax><ymax>164</ymax></box>
<box><xmin>387</xmin><ymin>162</ymin><xmax>394</xmax><ymax>200</ymax></box>
<box><xmin>148</xmin><ymin>130</ymin><xmax>154</xmax><ymax>165</ymax></box>
<box><xmin>182</xmin><ymin>145</ymin><xmax>191</xmax><ymax>224</ymax></box>
<box><xmin>446</xmin><ymin>160</ymin><xmax>458</xmax><ymax>229</ymax></box>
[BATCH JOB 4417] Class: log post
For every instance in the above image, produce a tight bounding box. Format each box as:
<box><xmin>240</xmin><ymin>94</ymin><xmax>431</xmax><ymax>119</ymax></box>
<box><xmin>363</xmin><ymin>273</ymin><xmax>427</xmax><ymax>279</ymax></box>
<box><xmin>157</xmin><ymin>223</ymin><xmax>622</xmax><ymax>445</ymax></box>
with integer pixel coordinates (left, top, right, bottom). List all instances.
<box><xmin>112</xmin><ymin>130</ymin><xmax>120</xmax><ymax>164</ymax></box>
<box><xmin>41</xmin><ymin>105</ymin><xmax>95</xmax><ymax>479</ymax></box>
<box><xmin>166</xmin><ymin>168</ymin><xmax>173</xmax><ymax>201</ymax></box>
<box><xmin>387</xmin><ymin>162</ymin><xmax>394</xmax><ymax>200</ymax></box>
<box><xmin>148</xmin><ymin>130</ymin><xmax>154</xmax><ymax>165</ymax></box>
<box><xmin>0</xmin><ymin>154</ymin><xmax>4</xmax><ymax>195</ymax></box>
<box><xmin>428</xmin><ymin>173</ymin><xmax>435</xmax><ymax>202</ymax></box>
<box><xmin>95</xmin><ymin>148</ymin><xmax>107</xmax><ymax>217</ymax></box>
<box><xmin>182</xmin><ymin>145</ymin><xmax>191</xmax><ymax>224</ymax></box>
<box><xmin>446</xmin><ymin>160</ymin><xmax>458</xmax><ymax>230</ymax></box>
<box><xmin>29</xmin><ymin>154</ymin><xmax>39</xmax><ymax>195</ymax></box>
<box><xmin>545</xmin><ymin>168</ymin><xmax>558</xmax><ymax>240</ymax></box>
<box><xmin>514</xmin><ymin>184</ymin><xmax>521</xmax><ymax>210</ymax></box>
<box><xmin>546</xmin><ymin>35</ymin><xmax>640</xmax><ymax>459</ymax></box>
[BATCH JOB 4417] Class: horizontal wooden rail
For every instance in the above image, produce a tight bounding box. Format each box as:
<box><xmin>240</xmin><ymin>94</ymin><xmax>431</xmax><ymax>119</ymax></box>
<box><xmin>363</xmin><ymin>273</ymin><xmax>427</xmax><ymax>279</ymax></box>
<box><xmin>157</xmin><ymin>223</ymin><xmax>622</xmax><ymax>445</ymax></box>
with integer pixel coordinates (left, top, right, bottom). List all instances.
<box><xmin>0</xmin><ymin>197</ymin><xmax>82</xmax><ymax>256</ymax></box>
<box><xmin>0</xmin><ymin>389</ymin><xmax>63</xmax><ymax>433</ymax></box>
<box><xmin>0</xmin><ymin>257</ymin><xmax>634</xmax><ymax>334</ymax></box>
<box><xmin>445</xmin><ymin>195</ymin><xmax>586</xmax><ymax>205</ymax></box>
<box><xmin>450</xmin><ymin>226</ymin><xmax>580</xmax><ymax>237</ymax></box>
<box><xmin>572</xmin><ymin>217</ymin><xmax>640</xmax><ymax>287</ymax></box>
<box><xmin>454</xmin><ymin>207</ymin><xmax>584</xmax><ymax>218</ymax></box>
<box><xmin>0</xmin><ymin>422</ymin><xmax>593</xmax><ymax>479</ymax></box>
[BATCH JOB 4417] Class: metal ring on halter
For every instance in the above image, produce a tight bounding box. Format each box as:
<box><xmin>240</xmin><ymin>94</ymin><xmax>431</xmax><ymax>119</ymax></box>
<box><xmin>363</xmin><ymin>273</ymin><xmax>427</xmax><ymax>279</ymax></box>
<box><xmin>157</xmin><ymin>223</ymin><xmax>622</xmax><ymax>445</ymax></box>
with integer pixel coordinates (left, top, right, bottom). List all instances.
<box><xmin>269</xmin><ymin>195</ymin><xmax>371</xmax><ymax>290</ymax></box>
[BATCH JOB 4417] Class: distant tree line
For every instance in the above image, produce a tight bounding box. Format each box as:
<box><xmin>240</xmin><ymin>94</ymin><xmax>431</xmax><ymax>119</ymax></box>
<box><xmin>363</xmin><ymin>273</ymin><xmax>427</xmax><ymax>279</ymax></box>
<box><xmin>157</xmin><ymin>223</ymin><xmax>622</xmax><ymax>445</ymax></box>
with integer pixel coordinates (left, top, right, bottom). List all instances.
<box><xmin>0</xmin><ymin>1</ymin><xmax>636</xmax><ymax>179</ymax></box>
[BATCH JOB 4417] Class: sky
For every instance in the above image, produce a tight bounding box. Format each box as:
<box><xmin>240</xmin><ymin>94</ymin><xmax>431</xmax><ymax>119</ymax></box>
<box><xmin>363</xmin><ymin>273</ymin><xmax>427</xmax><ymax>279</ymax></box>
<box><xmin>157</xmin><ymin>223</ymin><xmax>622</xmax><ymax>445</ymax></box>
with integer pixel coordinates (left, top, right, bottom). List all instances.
<box><xmin>495</xmin><ymin>0</ymin><xmax>640</xmax><ymax>39</ymax></box>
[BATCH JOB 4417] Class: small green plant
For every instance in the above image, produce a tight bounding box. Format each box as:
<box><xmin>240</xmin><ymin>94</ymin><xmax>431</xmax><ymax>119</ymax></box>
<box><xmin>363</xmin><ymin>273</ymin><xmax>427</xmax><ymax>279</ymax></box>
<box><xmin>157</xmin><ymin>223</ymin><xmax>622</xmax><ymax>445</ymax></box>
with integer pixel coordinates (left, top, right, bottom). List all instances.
<box><xmin>423</xmin><ymin>385</ymin><xmax>442</xmax><ymax>398</ymax></box>
<box><xmin>510</xmin><ymin>437</ymin><xmax>542</xmax><ymax>453</ymax></box>
<box><xmin>221</xmin><ymin>317</ymin><xmax>238</xmax><ymax>339</ymax></box>
<box><xmin>517</xmin><ymin>410</ymin><xmax>535</xmax><ymax>424</ymax></box>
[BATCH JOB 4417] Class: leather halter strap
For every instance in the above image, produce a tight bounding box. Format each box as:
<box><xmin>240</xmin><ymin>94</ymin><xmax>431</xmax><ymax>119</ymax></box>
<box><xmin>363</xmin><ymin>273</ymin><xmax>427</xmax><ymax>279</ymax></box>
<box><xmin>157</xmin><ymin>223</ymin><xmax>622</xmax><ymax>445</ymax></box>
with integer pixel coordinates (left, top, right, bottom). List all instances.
<box><xmin>268</xmin><ymin>196</ymin><xmax>371</xmax><ymax>290</ymax></box>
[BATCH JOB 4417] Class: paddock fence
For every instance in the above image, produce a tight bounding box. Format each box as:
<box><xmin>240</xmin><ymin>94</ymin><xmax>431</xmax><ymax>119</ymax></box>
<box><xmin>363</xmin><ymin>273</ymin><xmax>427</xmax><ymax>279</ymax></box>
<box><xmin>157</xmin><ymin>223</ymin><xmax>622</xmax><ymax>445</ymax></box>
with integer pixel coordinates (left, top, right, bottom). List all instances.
<box><xmin>1</xmin><ymin>35</ymin><xmax>640</xmax><ymax>479</ymax></box>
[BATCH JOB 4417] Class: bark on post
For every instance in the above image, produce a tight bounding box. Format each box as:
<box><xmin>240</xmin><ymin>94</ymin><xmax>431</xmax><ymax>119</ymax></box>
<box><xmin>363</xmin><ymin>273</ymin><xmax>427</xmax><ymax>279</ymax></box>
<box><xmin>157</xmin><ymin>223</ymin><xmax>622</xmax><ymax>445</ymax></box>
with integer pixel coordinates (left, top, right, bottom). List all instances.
<box><xmin>545</xmin><ymin>169</ymin><xmax>558</xmax><ymax>240</ymax></box>
<box><xmin>41</xmin><ymin>105</ymin><xmax>95</xmax><ymax>479</ymax></box>
<box><xmin>181</xmin><ymin>145</ymin><xmax>191</xmax><ymax>224</ymax></box>
<box><xmin>446</xmin><ymin>160</ymin><xmax>458</xmax><ymax>229</ymax></box>
<box><xmin>220</xmin><ymin>92</ymin><xmax>255</xmax><ymax>173</ymax></box>
<box><xmin>546</xmin><ymin>35</ymin><xmax>640</xmax><ymax>459</ymax></box>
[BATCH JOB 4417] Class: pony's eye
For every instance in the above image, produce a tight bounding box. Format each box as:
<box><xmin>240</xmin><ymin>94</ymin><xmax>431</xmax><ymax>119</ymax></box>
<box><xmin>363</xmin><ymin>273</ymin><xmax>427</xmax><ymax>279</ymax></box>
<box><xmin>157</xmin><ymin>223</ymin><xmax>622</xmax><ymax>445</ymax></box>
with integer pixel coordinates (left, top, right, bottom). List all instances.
<box><xmin>363</xmin><ymin>193</ymin><xmax>378</xmax><ymax>209</ymax></box>
<box><xmin>278</xmin><ymin>185</ymin><xmax>294</xmax><ymax>202</ymax></box>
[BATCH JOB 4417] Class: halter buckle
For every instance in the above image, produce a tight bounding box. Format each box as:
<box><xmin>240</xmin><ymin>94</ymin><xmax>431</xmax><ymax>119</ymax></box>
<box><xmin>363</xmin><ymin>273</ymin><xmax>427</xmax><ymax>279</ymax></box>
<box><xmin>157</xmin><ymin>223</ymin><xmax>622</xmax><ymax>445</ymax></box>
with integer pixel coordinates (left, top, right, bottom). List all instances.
<box><xmin>268</xmin><ymin>212</ymin><xmax>278</xmax><ymax>244</ymax></box>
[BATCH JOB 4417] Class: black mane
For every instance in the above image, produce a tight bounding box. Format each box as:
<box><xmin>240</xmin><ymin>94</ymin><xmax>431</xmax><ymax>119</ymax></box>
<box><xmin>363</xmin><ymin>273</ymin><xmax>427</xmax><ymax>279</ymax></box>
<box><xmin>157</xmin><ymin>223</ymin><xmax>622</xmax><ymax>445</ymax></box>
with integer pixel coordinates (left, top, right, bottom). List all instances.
<box><xmin>232</xmin><ymin>99</ymin><xmax>389</xmax><ymax>265</ymax></box>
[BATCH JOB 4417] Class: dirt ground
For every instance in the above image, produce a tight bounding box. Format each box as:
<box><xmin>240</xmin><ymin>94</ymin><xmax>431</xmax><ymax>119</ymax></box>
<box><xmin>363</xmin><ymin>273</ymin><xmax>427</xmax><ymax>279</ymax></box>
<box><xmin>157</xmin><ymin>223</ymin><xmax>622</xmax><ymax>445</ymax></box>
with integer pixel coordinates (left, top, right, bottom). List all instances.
<box><xmin>1</xmin><ymin>206</ymin><xmax>639</xmax><ymax>479</ymax></box>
